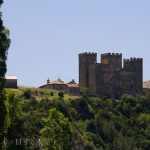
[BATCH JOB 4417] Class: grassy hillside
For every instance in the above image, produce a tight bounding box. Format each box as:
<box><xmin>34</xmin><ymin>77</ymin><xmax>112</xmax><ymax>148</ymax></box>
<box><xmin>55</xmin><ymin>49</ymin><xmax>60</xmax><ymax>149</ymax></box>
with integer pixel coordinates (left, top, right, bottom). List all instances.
<box><xmin>6</xmin><ymin>86</ymin><xmax>79</xmax><ymax>101</ymax></box>
<box><xmin>4</xmin><ymin>87</ymin><xmax>150</xmax><ymax>150</ymax></box>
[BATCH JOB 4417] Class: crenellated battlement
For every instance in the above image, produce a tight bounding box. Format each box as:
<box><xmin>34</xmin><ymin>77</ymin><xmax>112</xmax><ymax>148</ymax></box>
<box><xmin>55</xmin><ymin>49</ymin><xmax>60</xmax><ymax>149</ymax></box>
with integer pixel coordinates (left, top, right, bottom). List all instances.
<box><xmin>124</xmin><ymin>59</ymin><xmax>130</xmax><ymax>62</ymax></box>
<box><xmin>79</xmin><ymin>51</ymin><xmax>143</xmax><ymax>97</ymax></box>
<box><xmin>130</xmin><ymin>57</ymin><xmax>143</xmax><ymax>61</ymax></box>
<box><xmin>79</xmin><ymin>52</ymin><xmax>97</xmax><ymax>56</ymax></box>
<box><xmin>124</xmin><ymin>58</ymin><xmax>143</xmax><ymax>63</ymax></box>
<box><xmin>101</xmin><ymin>53</ymin><xmax>122</xmax><ymax>57</ymax></box>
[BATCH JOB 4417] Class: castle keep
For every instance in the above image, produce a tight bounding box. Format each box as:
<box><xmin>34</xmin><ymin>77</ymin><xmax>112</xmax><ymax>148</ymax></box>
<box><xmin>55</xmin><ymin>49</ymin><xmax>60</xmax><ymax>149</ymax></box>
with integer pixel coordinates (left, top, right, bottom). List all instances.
<box><xmin>79</xmin><ymin>52</ymin><xmax>143</xmax><ymax>98</ymax></box>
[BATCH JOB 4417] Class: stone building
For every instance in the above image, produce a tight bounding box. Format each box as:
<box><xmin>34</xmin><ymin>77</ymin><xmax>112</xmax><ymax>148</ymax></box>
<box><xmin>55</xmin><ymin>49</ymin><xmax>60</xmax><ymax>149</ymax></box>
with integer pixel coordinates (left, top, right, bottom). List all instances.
<box><xmin>39</xmin><ymin>78</ymin><xmax>80</xmax><ymax>96</ymax></box>
<box><xmin>5</xmin><ymin>75</ymin><xmax>18</xmax><ymax>88</ymax></box>
<box><xmin>79</xmin><ymin>52</ymin><xmax>143</xmax><ymax>98</ymax></box>
<box><xmin>67</xmin><ymin>79</ymin><xmax>80</xmax><ymax>96</ymax></box>
<box><xmin>143</xmin><ymin>81</ymin><xmax>150</xmax><ymax>89</ymax></box>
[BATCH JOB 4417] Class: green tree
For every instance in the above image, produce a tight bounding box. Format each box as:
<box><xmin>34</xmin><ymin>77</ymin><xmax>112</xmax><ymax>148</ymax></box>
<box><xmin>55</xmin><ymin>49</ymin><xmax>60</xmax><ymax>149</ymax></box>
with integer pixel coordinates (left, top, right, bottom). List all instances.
<box><xmin>0</xmin><ymin>0</ymin><xmax>11</xmax><ymax>148</ymax></box>
<box><xmin>40</xmin><ymin>108</ymin><xmax>72</xmax><ymax>150</ymax></box>
<box><xmin>58</xmin><ymin>91</ymin><xmax>64</xmax><ymax>98</ymax></box>
<box><xmin>50</xmin><ymin>91</ymin><xmax>54</xmax><ymax>96</ymax></box>
<box><xmin>23</xmin><ymin>89</ymin><xmax>32</xmax><ymax>99</ymax></box>
<box><xmin>5</xmin><ymin>92</ymin><xmax>24</xmax><ymax>149</ymax></box>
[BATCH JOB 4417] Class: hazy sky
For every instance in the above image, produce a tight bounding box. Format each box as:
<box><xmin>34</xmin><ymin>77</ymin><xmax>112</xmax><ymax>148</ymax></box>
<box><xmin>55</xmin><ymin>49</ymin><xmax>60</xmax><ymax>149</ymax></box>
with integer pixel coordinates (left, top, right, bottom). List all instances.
<box><xmin>2</xmin><ymin>0</ymin><xmax>150</xmax><ymax>87</ymax></box>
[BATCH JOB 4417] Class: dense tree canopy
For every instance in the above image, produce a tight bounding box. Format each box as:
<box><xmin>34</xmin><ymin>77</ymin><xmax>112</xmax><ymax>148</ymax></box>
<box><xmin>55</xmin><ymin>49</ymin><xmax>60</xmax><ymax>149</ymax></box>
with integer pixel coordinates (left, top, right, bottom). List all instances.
<box><xmin>0</xmin><ymin>0</ymin><xmax>10</xmax><ymax>149</ymax></box>
<box><xmin>3</xmin><ymin>87</ymin><xmax>150</xmax><ymax>149</ymax></box>
<box><xmin>40</xmin><ymin>108</ymin><xmax>72</xmax><ymax>150</ymax></box>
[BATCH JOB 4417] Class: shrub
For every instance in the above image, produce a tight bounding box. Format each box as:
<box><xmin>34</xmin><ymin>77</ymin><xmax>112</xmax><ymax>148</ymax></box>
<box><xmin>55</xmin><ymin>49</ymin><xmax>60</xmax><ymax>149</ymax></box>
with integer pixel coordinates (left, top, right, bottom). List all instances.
<box><xmin>50</xmin><ymin>91</ymin><xmax>54</xmax><ymax>96</ymax></box>
<box><xmin>58</xmin><ymin>91</ymin><xmax>64</xmax><ymax>98</ymax></box>
<box><xmin>23</xmin><ymin>89</ymin><xmax>32</xmax><ymax>99</ymax></box>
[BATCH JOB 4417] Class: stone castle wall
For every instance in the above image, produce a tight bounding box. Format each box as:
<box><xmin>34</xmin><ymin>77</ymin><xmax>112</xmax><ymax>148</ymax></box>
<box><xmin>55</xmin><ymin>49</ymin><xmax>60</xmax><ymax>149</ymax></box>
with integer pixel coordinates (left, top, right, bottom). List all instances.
<box><xmin>79</xmin><ymin>52</ymin><xmax>143</xmax><ymax>98</ymax></box>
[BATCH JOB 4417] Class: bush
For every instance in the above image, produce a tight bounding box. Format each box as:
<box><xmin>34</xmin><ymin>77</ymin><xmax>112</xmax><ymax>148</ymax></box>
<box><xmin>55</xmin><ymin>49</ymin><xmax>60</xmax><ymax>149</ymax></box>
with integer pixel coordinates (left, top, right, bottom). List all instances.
<box><xmin>80</xmin><ymin>87</ymin><xmax>90</xmax><ymax>95</ymax></box>
<box><xmin>50</xmin><ymin>91</ymin><xmax>54</xmax><ymax>96</ymax></box>
<box><xmin>58</xmin><ymin>91</ymin><xmax>64</xmax><ymax>98</ymax></box>
<box><xmin>84</xmin><ymin>142</ymin><xmax>96</xmax><ymax>150</ymax></box>
<box><xmin>23</xmin><ymin>89</ymin><xmax>32</xmax><ymax>99</ymax></box>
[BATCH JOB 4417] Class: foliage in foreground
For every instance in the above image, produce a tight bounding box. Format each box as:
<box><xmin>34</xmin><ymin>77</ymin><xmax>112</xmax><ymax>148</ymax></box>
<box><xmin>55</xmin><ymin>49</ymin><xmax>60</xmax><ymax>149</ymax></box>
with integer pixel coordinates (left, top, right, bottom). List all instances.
<box><xmin>40</xmin><ymin>108</ymin><xmax>71</xmax><ymax>150</ymax></box>
<box><xmin>3</xmin><ymin>89</ymin><xmax>150</xmax><ymax>150</ymax></box>
<box><xmin>0</xmin><ymin>0</ymin><xmax>11</xmax><ymax>149</ymax></box>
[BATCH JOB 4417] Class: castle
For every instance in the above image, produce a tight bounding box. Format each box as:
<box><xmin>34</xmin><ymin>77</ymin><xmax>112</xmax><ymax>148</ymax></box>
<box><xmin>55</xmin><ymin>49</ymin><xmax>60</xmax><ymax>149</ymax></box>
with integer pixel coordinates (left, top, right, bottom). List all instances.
<box><xmin>79</xmin><ymin>52</ymin><xmax>143</xmax><ymax>98</ymax></box>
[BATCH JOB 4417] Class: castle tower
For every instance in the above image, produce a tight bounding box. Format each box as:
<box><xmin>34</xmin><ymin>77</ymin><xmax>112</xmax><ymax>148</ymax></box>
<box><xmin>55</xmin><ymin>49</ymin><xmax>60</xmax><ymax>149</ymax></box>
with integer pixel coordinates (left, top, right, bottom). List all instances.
<box><xmin>79</xmin><ymin>52</ymin><xmax>97</xmax><ymax>88</ymax></box>
<box><xmin>124</xmin><ymin>58</ymin><xmax>143</xmax><ymax>93</ymax></box>
<box><xmin>101</xmin><ymin>53</ymin><xmax>122</xmax><ymax>70</ymax></box>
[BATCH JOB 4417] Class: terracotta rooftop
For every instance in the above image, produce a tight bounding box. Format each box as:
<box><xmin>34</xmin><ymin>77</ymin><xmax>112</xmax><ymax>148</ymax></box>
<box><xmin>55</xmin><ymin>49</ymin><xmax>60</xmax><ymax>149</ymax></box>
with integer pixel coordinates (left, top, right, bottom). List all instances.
<box><xmin>49</xmin><ymin>78</ymin><xmax>65</xmax><ymax>85</ymax></box>
<box><xmin>67</xmin><ymin>79</ymin><xmax>79</xmax><ymax>87</ymax></box>
<box><xmin>67</xmin><ymin>79</ymin><xmax>76</xmax><ymax>84</ymax></box>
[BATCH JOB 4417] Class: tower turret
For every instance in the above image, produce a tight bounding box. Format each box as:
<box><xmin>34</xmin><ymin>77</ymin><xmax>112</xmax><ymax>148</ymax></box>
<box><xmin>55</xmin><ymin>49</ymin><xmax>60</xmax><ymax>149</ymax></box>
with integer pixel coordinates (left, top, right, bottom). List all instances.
<box><xmin>101</xmin><ymin>53</ymin><xmax>122</xmax><ymax>70</ymax></box>
<box><xmin>79</xmin><ymin>52</ymin><xmax>97</xmax><ymax>88</ymax></box>
<box><xmin>123</xmin><ymin>57</ymin><xmax>143</xmax><ymax>93</ymax></box>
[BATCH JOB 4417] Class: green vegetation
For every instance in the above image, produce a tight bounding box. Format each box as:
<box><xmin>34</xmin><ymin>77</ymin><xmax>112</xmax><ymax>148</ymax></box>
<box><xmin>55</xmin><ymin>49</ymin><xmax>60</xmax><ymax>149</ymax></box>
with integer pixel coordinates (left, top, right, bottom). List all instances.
<box><xmin>0</xmin><ymin>0</ymin><xmax>11</xmax><ymax>148</ymax></box>
<box><xmin>6</xmin><ymin>87</ymin><xmax>79</xmax><ymax>101</ymax></box>
<box><xmin>2</xmin><ymin>87</ymin><xmax>150</xmax><ymax>149</ymax></box>
<box><xmin>40</xmin><ymin>108</ymin><xmax>72</xmax><ymax>150</ymax></box>
<box><xmin>58</xmin><ymin>91</ymin><xmax>64</xmax><ymax>99</ymax></box>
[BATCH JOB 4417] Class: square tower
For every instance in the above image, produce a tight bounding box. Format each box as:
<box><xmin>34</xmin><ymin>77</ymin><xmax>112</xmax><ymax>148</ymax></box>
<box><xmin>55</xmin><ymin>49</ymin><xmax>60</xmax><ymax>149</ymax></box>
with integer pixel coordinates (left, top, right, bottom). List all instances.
<box><xmin>79</xmin><ymin>52</ymin><xmax>97</xmax><ymax>88</ymax></box>
<box><xmin>101</xmin><ymin>53</ymin><xmax>122</xmax><ymax>70</ymax></box>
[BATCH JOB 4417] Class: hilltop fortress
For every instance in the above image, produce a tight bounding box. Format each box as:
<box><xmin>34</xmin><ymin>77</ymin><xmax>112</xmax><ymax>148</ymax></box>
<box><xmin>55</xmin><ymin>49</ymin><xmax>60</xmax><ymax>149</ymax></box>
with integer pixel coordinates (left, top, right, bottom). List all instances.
<box><xmin>79</xmin><ymin>52</ymin><xmax>143</xmax><ymax>98</ymax></box>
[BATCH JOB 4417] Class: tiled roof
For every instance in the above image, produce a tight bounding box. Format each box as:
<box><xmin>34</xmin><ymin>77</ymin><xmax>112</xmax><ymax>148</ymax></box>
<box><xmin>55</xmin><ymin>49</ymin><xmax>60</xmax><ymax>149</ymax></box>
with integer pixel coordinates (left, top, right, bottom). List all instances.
<box><xmin>67</xmin><ymin>79</ymin><xmax>79</xmax><ymax>88</ymax></box>
<box><xmin>67</xmin><ymin>79</ymin><xmax>76</xmax><ymax>84</ymax></box>
<box><xmin>49</xmin><ymin>79</ymin><xmax>65</xmax><ymax>84</ymax></box>
<box><xmin>67</xmin><ymin>84</ymin><xmax>79</xmax><ymax>88</ymax></box>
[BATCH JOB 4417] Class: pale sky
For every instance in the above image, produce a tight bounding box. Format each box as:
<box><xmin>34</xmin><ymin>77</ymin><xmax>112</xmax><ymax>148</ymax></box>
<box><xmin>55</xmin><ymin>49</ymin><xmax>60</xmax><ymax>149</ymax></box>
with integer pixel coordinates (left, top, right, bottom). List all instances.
<box><xmin>2</xmin><ymin>0</ymin><xmax>150</xmax><ymax>87</ymax></box>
